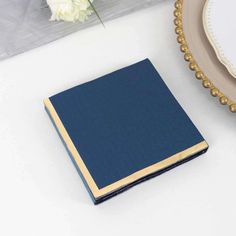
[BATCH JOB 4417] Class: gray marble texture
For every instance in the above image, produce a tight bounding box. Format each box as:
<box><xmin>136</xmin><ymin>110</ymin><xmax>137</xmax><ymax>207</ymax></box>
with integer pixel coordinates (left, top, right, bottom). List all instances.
<box><xmin>0</xmin><ymin>0</ymin><xmax>162</xmax><ymax>60</ymax></box>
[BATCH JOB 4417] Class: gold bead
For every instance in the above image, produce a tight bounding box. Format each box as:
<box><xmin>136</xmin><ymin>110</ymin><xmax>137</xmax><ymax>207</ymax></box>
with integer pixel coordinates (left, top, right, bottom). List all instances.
<box><xmin>220</xmin><ymin>96</ymin><xmax>228</xmax><ymax>105</ymax></box>
<box><xmin>230</xmin><ymin>104</ymin><xmax>236</xmax><ymax>113</ymax></box>
<box><xmin>174</xmin><ymin>10</ymin><xmax>181</xmax><ymax>18</ymax></box>
<box><xmin>175</xmin><ymin>1</ymin><xmax>182</xmax><ymax>9</ymax></box>
<box><xmin>196</xmin><ymin>71</ymin><xmax>204</xmax><ymax>80</ymax></box>
<box><xmin>174</xmin><ymin>18</ymin><xmax>182</xmax><ymax>27</ymax></box>
<box><xmin>184</xmin><ymin>53</ymin><xmax>192</xmax><ymax>62</ymax></box>
<box><xmin>180</xmin><ymin>44</ymin><xmax>188</xmax><ymax>53</ymax></box>
<box><xmin>211</xmin><ymin>88</ymin><xmax>219</xmax><ymax>97</ymax></box>
<box><xmin>202</xmin><ymin>80</ymin><xmax>211</xmax><ymax>88</ymax></box>
<box><xmin>177</xmin><ymin>35</ymin><xmax>185</xmax><ymax>44</ymax></box>
<box><xmin>189</xmin><ymin>62</ymin><xmax>198</xmax><ymax>71</ymax></box>
<box><xmin>175</xmin><ymin>27</ymin><xmax>183</xmax><ymax>35</ymax></box>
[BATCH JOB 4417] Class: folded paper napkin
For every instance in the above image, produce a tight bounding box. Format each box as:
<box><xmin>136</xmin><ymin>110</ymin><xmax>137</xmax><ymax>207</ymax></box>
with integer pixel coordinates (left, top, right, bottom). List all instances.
<box><xmin>0</xmin><ymin>0</ymin><xmax>162</xmax><ymax>60</ymax></box>
<box><xmin>44</xmin><ymin>59</ymin><xmax>209</xmax><ymax>204</ymax></box>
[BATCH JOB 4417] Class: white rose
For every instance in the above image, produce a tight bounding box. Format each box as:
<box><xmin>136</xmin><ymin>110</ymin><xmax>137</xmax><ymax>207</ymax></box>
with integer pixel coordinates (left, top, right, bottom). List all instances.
<box><xmin>47</xmin><ymin>0</ymin><xmax>94</xmax><ymax>22</ymax></box>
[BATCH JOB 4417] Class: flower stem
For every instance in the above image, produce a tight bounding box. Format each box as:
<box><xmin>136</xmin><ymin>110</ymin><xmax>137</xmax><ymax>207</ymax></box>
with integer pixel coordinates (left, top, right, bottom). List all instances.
<box><xmin>88</xmin><ymin>0</ymin><xmax>105</xmax><ymax>27</ymax></box>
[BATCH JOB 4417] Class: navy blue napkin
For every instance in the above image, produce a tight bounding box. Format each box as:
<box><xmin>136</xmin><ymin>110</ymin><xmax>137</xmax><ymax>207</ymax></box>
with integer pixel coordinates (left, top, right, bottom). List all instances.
<box><xmin>44</xmin><ymin>59</ymin><xmax>208</xmax><ymax>204</ymax></box>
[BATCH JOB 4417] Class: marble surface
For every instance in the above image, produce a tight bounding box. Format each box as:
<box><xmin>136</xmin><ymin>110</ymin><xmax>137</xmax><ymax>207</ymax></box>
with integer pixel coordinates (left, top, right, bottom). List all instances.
<box><xmin>0</xmin><ymin>0</ymin><xmax>161</xmax><ymax>60</ymax></box>
<box><xmin>0</xmin><ymin>1</ymin><xmax>235</xmax><ymax>236</ymax></box>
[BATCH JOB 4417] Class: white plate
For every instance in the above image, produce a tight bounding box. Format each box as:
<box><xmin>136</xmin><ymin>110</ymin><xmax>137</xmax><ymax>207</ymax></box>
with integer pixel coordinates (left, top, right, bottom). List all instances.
<box><xmin>203</xmin><ymin>0</ymin><xmax>236</xmax><ymax>78</ymax></box>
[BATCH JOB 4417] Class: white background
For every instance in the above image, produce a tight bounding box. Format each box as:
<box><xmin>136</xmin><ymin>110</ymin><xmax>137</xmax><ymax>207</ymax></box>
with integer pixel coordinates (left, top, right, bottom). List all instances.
<box><xmin>0</xmin><ymin>1</ymin><xmax>235</xmax><ymax>236</ymax></box>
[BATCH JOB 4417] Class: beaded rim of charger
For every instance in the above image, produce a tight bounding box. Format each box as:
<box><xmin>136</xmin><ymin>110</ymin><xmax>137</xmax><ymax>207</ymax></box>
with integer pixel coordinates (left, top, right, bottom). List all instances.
<box><xmin>174</xmin><ymin>0</ymin><xmax>236</xmax><ymax>113</ymax></box>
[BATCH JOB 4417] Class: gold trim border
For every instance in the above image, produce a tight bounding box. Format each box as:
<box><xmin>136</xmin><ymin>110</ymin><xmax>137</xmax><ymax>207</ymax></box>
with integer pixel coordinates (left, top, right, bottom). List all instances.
<box><xmin>44</xmin><ymin>98</ymin><xmax>208</xmax><ymax>199</ymax></box>
<box><xmin>174</xmin><ymin>0</ymin><xmax>236</xmax><ymax>113</ymax></box>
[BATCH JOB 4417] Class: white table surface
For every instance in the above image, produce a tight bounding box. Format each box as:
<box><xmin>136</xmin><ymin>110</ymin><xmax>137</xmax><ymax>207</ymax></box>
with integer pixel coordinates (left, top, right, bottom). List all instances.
<box><xmin>0</xmin><ymin>1</ymin><xmax>235</xmax><ymax>236</ymax></box>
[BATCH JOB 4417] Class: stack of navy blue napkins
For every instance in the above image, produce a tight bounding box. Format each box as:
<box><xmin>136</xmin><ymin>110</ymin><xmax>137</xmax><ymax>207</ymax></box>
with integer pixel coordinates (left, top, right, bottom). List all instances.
<box><xmin>44</xmin><ymin>59</ymin><xmax>208</xmax><ymax>204</ymax></box>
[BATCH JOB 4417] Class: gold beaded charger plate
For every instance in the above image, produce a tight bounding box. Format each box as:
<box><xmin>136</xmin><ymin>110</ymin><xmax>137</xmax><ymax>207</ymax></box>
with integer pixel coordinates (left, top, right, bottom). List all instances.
<box><xmin>174</xmin><ymin>0</ymin><xmax>236</xmax><ymax>113</ymax></box>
